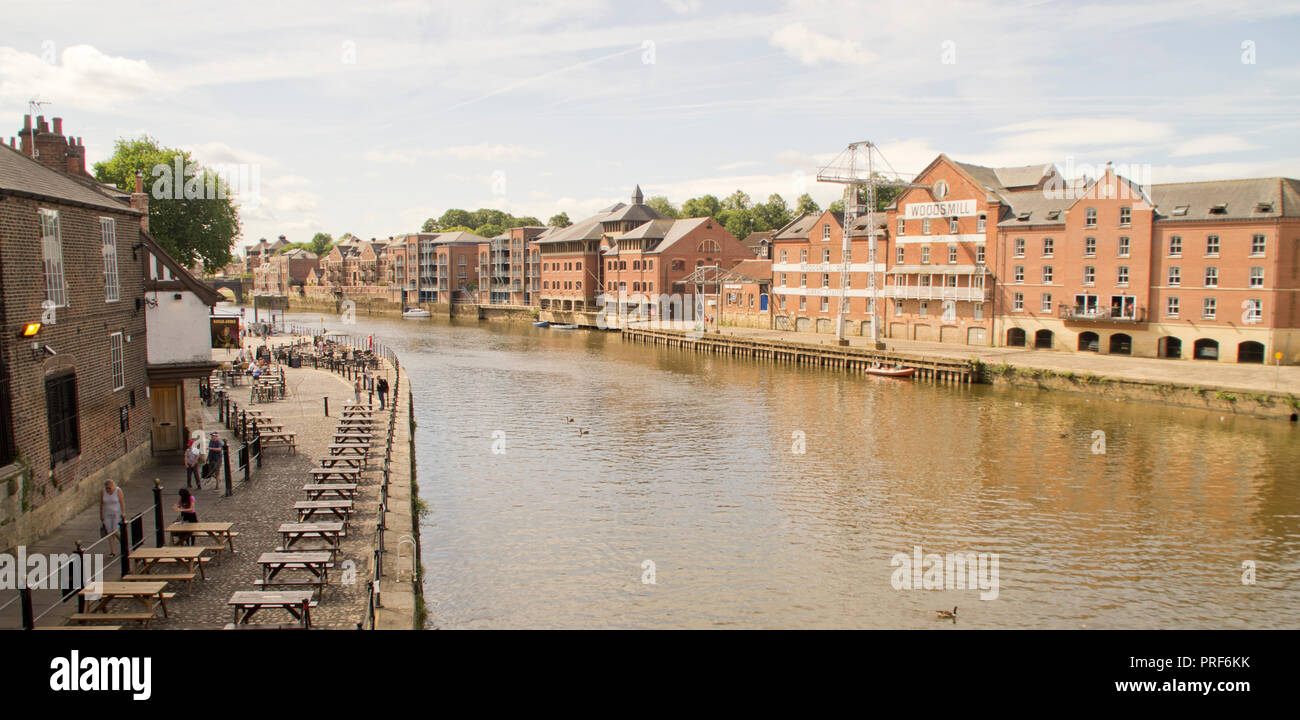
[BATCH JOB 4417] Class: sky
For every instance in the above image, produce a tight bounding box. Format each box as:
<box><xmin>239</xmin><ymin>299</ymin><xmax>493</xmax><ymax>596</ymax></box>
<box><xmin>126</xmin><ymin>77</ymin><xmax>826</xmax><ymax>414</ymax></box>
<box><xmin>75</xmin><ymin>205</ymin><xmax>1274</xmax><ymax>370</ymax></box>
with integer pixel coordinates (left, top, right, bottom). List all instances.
<box><xmin>3</xmin><ymin>0</ymin><xmax>1300</xmax><ymax>255</ymax></box>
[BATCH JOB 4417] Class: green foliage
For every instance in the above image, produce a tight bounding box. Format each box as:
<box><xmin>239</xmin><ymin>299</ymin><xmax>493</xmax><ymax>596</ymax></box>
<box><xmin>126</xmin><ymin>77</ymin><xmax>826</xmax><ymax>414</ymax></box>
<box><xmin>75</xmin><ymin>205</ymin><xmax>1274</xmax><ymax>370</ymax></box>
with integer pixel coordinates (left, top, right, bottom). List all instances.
<box><xmin>93</xmin><ymin>136</ymin><xmax>240</xmax><ymax>272</ymax></box>
<box><xmin>548</xmin><ymin>212</ymin><xmax>572</xmax><ymax>227</ymax></box>
<box><xmin>681</xmin><ymin>194</ymin><xmax>722</xmax><ymax>219</ymax></box>
<box><xmin>1286</xmin><ymin>394</ymin><xmax>1300</xmax><ymax>411</ymax></box>
<box><xmin>1215</xmin><ymin>390</ymin><xmax>1237</xmax><ymax>402</ymax></box>
<box><xmin>795</xmin><ymin>193</ymin><xmax>820</xmax><ymax>216</ymax></box>
<box><xmin>475</xmin><ymin>223</ymin><xmax>503</xmax><ymax>238</ymax></box>
<box><xmin>309</xmin><ymin>232</ymin><xmax>334</xmax><ymax>256</ymax></box>
<box><xmin>645</xmin><ymin>196</ymin><xmax>678</xmax><ymax>219</ymax></box>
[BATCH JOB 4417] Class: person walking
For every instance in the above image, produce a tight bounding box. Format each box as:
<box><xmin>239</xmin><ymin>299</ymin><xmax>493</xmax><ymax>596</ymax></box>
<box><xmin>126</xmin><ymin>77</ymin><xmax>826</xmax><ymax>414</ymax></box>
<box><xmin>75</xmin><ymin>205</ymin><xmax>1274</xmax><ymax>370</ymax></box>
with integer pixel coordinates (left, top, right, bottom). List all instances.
<box><xmin>100</xmin><ymin>479</ymin><xmax>126</xmax><ymax>558</ymax></box>
<box><xmin>377</xmin><ymin>376</ymin><xmax>389</xmax><ymax>410</ymax></box>
<box><xmin>185</xmin><ymin>439</ymin><xmax>202</xmax><ymax>490</ymax></box>
<box><xmin>353</xmin><ymin>378</ymin><xmax>362</xmax><ymax>404</ymax></box>
<box><xmin>206</xmin><ymin>432</ymin><xmax>225</xmax><ymax>486</ymax></box>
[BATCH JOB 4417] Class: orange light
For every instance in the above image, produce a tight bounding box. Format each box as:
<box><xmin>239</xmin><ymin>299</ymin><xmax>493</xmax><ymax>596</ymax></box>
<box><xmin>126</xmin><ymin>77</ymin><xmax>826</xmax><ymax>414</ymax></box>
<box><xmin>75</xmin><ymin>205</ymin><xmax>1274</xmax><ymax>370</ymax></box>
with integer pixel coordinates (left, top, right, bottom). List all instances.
<box><xmin>21</xmin><ymin>322</ymin><xmax>41</xmax><ymax>337</ymax></box>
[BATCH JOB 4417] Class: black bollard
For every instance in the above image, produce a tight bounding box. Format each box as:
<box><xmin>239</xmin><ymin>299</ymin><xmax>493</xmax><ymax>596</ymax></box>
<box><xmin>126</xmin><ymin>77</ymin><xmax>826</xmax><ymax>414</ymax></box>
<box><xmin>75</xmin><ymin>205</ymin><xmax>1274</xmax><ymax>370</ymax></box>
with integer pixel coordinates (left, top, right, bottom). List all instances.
<box><xmin>118</xmin><ymin>518</ymin><xmax>130</xmax><ymax>579</ymax></box>
<box><xmin>223</xmin><ymin>445</ymin><xmax>233</xmax><ymax>497</ymax></box>
<box><xmin>152</xmin><ymin>480</ymin><xmax>164</xmax><ymax>547</ymax></box>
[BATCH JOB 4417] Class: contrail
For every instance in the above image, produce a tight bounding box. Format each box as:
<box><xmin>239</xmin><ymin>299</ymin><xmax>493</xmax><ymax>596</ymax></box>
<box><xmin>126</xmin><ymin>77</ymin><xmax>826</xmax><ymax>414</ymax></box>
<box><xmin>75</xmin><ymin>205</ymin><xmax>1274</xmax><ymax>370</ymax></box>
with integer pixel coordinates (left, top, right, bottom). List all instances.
<box><xmin>444</xmin><ymin>45</ymin><xmax>641</xmax><ymax>112</ymax></box>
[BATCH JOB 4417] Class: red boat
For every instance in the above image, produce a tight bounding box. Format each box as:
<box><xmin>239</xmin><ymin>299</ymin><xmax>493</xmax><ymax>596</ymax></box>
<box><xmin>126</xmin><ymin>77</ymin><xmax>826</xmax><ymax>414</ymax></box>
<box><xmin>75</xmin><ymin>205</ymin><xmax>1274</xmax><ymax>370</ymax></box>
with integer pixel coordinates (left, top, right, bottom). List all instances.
<box><xmin>865</xmin><ymin>366</ymin><xmax>915</xmax><ymax>378</ymax></box>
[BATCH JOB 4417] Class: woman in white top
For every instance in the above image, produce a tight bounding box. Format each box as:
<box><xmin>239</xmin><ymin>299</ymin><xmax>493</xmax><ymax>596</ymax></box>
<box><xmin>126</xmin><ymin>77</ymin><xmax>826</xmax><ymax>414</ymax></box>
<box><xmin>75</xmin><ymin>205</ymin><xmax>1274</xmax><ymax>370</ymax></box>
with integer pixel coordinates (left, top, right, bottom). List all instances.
<box><xmin>100</xmin><ymin>479</ymin><xmax>126</xmax><ymax>557</ymax></box>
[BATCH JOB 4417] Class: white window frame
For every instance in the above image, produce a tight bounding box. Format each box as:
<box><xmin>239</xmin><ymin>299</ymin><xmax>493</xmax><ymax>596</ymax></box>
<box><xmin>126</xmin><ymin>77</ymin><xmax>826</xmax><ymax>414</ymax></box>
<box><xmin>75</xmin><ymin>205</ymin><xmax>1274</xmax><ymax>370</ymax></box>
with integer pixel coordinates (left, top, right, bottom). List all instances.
<box><xmin>101</xmin><ymin>218</ymin><xmax>120</xmax><ymax>302</ymax></box>
<box><xmin>1041</xmin><ymin>293</ymin><xmax>1052</xmax><ymax>313</ymax></box>
<box><xmin>1202</xmin><ymin>297</ymin><xmax>1216</xmax><ymax>319</ymax></box>
<box><xmin>1013</xmin><ymin>238</ymin><xmax>1025</xmax><ymax>257</ymax></box>
<box><xmin>1116</xmin><ymin>265</ymin><xmax>1129</xmax><ymax>286</ymax></box>
<box><xmin>1083</xmin><ymin>265</ymin><xmax>1096</xmax><ymax>286</ymax></box>
<box><xmin>1117</xmin><ymin>236</ymin><xmax>1130</xmax><ymax>257</ymax></box>
<box><xmin>1250</xmin><ymin>234</ymin><xmax>1266</xmax><ymax>256</ymax></box>
<box><xmin>921</xmin><ymin>246</ymin><xmax>930</xmax><ymax>264</ymax></box>
<box><xmin>976</xmin><ymin>215</ymin><xmax>986</xmax><ymax>233</ymax></box>
<box><xmin>40</xmin><ymin>209</ymin><xmax>68</xmax><ymax>308</ymax></box>
<box><xmin>948</xmin><ymin>245</ymin><xmax>957</xmax><ymax>264</ymax></box>
<box><xmin>1204</xmin><ymin>266</ymin><xmax>1218</xmax><ymax>287</ymax></box>
<box><xmin>897</xmin><ymin>218</ymin><xmax>905</xmax><ymax>236</ymax></box>
<box><xmin>1249</xmin><ymin>266</ymin><xmax>1264</xmax><ymax>287</ymax></box>
<box><xmin>949</xmin><ymin>217</ymin><xmax>959</xmax><ymax>234</ymax></box>
<box><xmin>110</xmin><ymin>332</ymin><xmax>125</xmax><ymax>391</ymax></box>
<box><xmin>1013</xmin><ymin>265</ymin><xmax>1024</xmax><ymax>283</ymax></box>
<box><xmin>1205</xmin><ymin>235</ymin><xmax>1220</xmax><ymax>256</ymax></box>
<box><xmin>922</xmin><ymin>218</ymin><xmax>930</xmax><ymax>235</ymax></box>
<box><xmin>1168</xmin><ymin>266</ymin><xmax>1180</xmax><ymax>286</ymax></box>
<box><xmin>1013</xmin><ymin>292</ymin><xmax>1024</xmax><ymax>311</ymax></box>
<box><xmin>1042</xmin><ymin>265</ymin><xmax>1053</xmax><ymax>284</ymax></box>
<box><xmin>1166</xmin><ymin>297</ymin><xmax>1179</xmax><ymax>318</ymax></box>
<box><xmin>1168</xmin><ymin>236</ymin><xmax>1182</xmax><ymax>256</ymax></box>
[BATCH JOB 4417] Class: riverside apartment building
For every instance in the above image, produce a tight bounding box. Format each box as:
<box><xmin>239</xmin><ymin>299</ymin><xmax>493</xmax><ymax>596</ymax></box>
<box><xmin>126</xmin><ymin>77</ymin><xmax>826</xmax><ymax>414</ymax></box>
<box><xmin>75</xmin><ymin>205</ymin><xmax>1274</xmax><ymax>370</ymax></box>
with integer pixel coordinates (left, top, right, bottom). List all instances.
<box><xmin>773</xmin><ymin>152</ymin><xmax>1300</xmax><ymax>364</ymax></box>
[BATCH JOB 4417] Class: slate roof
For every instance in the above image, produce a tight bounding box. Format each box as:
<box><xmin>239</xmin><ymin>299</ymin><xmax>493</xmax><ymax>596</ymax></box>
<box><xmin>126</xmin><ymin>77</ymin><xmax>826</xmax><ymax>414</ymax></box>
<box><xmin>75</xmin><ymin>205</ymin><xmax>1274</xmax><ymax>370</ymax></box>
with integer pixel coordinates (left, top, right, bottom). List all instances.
<box><xmin>0</xmin><ymin>142</ymin><xmax>137</xmax><ymax>214</ymax></box>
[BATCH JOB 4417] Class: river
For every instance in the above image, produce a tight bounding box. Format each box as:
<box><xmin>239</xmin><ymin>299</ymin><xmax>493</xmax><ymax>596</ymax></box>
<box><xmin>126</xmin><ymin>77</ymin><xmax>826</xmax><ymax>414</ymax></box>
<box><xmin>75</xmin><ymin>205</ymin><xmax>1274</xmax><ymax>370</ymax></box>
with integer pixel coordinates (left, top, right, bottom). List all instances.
<box><xmin>282</xmin><ymin>310</ymin><xmax>1300</xmax><ymax>629</ymax></box>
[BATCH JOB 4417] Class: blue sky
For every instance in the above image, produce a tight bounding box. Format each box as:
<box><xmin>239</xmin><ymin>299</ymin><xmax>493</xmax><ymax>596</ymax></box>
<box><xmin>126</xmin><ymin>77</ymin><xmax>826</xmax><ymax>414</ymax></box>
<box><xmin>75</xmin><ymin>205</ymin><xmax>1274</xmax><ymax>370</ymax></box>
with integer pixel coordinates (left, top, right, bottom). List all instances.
<box><xmin>3</xmin><ymin>0</ymin><xmax>1299</xmax><ymax>253</ymax></box>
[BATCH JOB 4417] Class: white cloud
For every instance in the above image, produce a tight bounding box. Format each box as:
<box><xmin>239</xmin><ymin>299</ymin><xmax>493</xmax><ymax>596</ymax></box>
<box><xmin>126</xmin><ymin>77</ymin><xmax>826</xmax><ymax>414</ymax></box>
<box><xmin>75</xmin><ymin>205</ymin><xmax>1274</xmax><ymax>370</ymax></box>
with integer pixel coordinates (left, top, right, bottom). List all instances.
<box><xmin>0</xmin><ymin>44</ymin><xmax>162</xmax><ymax>109</ymax></box>
<box><xmin>769</xmin><ymin>23</ymin><xmax>875</xmax><ymax>66</ymax></box>
<box><xmin>1169</xmin><ymin>134</ymin><xmax>1258</xmax><ymax>157</ymax></box>
<box><xmin>366</xmin><ymin>143</ymin><xmax>545</xmax><ymax>166</ymax></box>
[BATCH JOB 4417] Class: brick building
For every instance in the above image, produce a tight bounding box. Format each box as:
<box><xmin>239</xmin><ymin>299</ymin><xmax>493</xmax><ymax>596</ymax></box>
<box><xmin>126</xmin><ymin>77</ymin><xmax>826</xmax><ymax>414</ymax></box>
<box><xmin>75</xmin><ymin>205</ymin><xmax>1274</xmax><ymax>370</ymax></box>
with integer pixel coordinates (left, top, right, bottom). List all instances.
<box><xmin>602</xmin><ymin>216</ymin><xmax>749</xmax><ymax>321</ymax></box>
<box><xmin>537</xmin><ymin>185</ymin><xmax>666</xmax><ymax>312</ymax></box>
<box><xmin>0</xmin><ymin>123</ymin><xmax>153</xmax><ymax>549</ymax></box>
<box><xmin>254</xmin><ymin>247</ymin><xmax>319</xmax><ymax>295</ymax></box>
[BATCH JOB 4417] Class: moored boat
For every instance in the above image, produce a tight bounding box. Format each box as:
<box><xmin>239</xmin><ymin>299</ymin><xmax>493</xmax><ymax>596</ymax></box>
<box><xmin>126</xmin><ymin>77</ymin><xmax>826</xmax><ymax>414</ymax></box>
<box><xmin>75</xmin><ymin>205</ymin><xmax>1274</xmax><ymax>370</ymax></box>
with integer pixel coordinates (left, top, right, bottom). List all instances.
<box><xmin>402</xmin><ymin>307</ymin><xmax>431</xmax><ymax>319</ymax></box>
<box><xmin>865</xmin><ymin>365</ymin><xmax>915</xmax><ymax>378</ymax></box>
<box><xmin>533</xmin><ymin>321</ymin><xmax>550</xmax><ymax>327</ymax></box>
<box><xmin>551</xmin><ymin>324</ymin><xmax>579</xmax><ymax>330</ymax></box>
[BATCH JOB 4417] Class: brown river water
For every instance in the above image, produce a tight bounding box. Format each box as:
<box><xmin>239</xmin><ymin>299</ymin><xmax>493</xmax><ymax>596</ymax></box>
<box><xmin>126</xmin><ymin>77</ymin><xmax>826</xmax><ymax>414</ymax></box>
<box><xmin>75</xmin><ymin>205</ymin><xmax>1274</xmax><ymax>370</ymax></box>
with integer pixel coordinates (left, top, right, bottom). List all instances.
<box><xmin>285</xmin><ymin>311</ymin><xmax>1299</xmax><ymax>629</ymax></box>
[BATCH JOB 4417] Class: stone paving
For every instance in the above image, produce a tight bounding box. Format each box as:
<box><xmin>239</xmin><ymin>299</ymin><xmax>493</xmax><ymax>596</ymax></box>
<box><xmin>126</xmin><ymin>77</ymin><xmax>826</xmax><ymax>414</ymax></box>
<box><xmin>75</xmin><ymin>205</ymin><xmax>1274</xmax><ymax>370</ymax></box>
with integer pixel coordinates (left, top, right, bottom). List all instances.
<box><xmin>1</xmin><ymin>334</ymin><xmax>402</xmax><ymax>630</ymax></box>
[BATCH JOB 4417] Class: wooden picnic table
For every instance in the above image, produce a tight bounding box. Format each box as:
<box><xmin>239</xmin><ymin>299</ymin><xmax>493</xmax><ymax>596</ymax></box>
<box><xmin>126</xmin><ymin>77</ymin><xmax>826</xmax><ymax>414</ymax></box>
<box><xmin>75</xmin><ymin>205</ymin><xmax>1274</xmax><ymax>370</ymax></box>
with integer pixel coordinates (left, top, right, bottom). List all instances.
<box><xmin>318</xmin><ymin>456</ymin><xmax>364</xmax><ymax>469</ymax></box>
<box><xmin>228</xmin><ymin>590</ymin><xmax>316</xmax><ymax>629</ymax></box>
<box><xmin>129</xmin><ymin>546</ymin><xmax>210</xmax><ymax>580</ymax></box>
<box><xmin>294</xmin><ymin>500</ymin><xmax>355</xmax><ymax>524</ymax></box>
<box><xmin>278</xmin><ymin>522</ymin><xmax>345</xmax><ymax>553</ymax></box>
<box><xmin>256</xmin><ymin>552</ymin><xmax>333</xmax><ymax>590</ymax></box>
<box><xmin>302</xmin><ymin>483</ymin><xmax>359</xmax><ymax>500</ymax></box>
<box><xmin>328</xmin><ymin>443</ymin><xmax>372</xmax><ymax>456</ymax></box>
<box><xmin>166</xmin><ymin>521</ymin><xmax>236</xmax><ymax>553</ymax></box>
<box><xmin>332</xmin><ymin>435</ymin><xmax>377</xmax><ymax>446</ymax></box>
<box><xmin>80</xmin><ymin>581</ymin><xmax>169</xmax><ymax>618</ymax></box>
<box><xmin>308</xmin><ymin>467</ymin><xmax>361</xmax><ymax>483</ymax></box>
<box><xmin>340</xmin><ymin>409</ymin><xmax>374</xmax><ymax>417</ymax></box>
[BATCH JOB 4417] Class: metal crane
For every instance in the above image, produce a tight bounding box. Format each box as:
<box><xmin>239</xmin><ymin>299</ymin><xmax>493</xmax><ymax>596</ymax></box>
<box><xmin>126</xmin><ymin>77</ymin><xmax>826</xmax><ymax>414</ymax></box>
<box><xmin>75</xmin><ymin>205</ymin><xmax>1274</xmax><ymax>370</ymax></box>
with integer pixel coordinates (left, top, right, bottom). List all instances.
<box><xmin>816</xmin><ymin>142</ymin><xmax>924</xmax><ymax>346</ymax></box>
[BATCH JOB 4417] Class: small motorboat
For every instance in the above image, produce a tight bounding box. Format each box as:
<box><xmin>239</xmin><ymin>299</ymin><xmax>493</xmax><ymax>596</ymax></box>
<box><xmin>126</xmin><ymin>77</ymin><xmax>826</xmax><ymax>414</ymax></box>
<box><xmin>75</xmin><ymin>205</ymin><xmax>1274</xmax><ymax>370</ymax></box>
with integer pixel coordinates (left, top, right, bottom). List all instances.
<box><xmin>550</xmin><ymin>324</ymin><xmax>580</xmax><ymax>330</ymax></box>
<box><xmin>866</xmin><ymin>365</ymin><xmax>915</xmax><ymax>378</ymax></box>
<box><xmin>403</xmin><ymin>307</ymin><xmax>431</xmax><ymax>319</ymax></box>
<box><xmin>533</xmin><ymin>321</ymin><xmax>550</xmax><ymax>327</ymax></box>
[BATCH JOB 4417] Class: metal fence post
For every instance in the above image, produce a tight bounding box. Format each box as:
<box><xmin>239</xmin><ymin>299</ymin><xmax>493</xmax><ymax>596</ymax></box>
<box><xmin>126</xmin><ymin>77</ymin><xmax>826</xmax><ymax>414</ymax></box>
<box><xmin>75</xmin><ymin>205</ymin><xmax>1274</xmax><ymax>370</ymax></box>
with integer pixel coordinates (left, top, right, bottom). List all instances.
<box><xmin>324</xmin><ymin>396</ymin><xmax>329</xmax><ymax>417</ymax></box>
<box><xmin>19</xmin><ymin>588</ymin><xmax>34</xmax><ymax>630</ymax></box>
<box><xmin>223</xmin><ymin>445</ymin><xmax>233</xmax><ymax>497</ymax></box>
<box><xmin>74</xmin><ymin>541</ymin><xmax>86</xmax><ymax>613</ymax></box>
<box><xmin>152</xmin><ymin>479</ymin><xmax>164</xmax><ymax>547</ymax></box>
<box><xmin>242</xmin><ymin>443</ymin><xmax>251</xmax><ymax>484</ymax></box>
<box><xmin>118</xmin><ymin>519</ymin><xmax>129</xmax><ymax>579</ymax></box>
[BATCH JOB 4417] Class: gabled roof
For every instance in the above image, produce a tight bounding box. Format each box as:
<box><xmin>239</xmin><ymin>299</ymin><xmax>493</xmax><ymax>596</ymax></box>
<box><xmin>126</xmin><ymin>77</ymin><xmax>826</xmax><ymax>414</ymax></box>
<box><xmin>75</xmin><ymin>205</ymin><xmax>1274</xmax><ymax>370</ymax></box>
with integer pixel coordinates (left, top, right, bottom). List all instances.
<box><xmin>1149</xmin><ymin>177</ymin><xmax>1300</xmax><ymax>221</ymax></box>
<box><xmin>141</xmin><ymin>231</ymin><xmax>224</xmax><ymax>305</ymax></box>
<box><xmin>741</xmin><ymin>230</ymin><xmax>774</xmax><ymax>249</ymax></box>
<box><xmin>431</xmin><ymin>231</ymin><xmax>484</xmax><ymax>245</ymax></box>
<box><xmin>771</xmin><ymin>212</ymin><xmax>820</xmax><ymax>240</ymax></box>
<box><xmin>0</xmin><ymin>141</ymin><xmax>140</xmax><ymax>214</ymax></box>
<box><xmin>727</xmin><ymin>259</ymin><xmax>773</xmax><ymax>281</ymax></box>
<box><xmin>996</xmin><ymin>189</ymin><xmax>1075</xmax><ymax>227</ymax></box>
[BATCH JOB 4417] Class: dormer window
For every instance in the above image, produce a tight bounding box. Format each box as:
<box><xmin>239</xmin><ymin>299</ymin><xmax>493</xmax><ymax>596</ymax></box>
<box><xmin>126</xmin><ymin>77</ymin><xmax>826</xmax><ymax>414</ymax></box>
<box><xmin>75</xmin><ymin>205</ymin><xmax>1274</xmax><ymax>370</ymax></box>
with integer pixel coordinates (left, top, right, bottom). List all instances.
<box><xmin>1255</xmin><ymin>202</ymin><xmax>1273</xmax><ymax>213</ymax></box>
<box><xmin>1172</xmin><ymin>205</ymin><xmax>1189</xmax><ymax>216</ymax></box>
<box><xmin>1209</xmin><ymin>203</ymin><xmax>1227</xmax><ymax>215</ymax></box>
<box><xmin>1017</xmin><ymin>211</ymin><xmax>1030</xmax><ymax>221</ymax></box>
<box><xmin>1046</xmin><ymin>210</ymin><xmax>1060</xmax><ymax>221</ymax></box>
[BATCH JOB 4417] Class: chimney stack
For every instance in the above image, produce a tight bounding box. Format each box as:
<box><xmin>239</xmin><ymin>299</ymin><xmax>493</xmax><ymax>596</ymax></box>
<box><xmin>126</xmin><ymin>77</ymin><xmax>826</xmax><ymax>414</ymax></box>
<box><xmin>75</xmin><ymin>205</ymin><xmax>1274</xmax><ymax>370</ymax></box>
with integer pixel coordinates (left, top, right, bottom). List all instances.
<box><xmin>131</xmin><ymin>169</ymin><xmax>149</xmax><ymax>231</ymax></box>
<box><xmin>52</xmin><ymin>117</ymin><xmax>62</xmax><ymax>135</ymax></box>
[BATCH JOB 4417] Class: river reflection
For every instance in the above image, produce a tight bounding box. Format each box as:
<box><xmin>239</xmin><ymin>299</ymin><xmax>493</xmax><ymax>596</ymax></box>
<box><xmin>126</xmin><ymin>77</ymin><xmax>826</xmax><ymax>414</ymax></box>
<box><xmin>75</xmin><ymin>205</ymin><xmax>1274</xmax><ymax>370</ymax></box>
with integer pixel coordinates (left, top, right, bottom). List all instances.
<box><xmin>287</xmin><ymin>311</ymin><xmax>1300</xmax><ymax>629</ymax></box>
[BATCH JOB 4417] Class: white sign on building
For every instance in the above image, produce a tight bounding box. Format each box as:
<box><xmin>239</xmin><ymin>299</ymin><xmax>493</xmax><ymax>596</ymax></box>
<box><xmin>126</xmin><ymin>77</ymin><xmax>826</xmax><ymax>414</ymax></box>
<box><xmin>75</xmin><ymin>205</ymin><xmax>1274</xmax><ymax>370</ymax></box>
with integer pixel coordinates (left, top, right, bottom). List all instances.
<box><xmin>905</xmin><ymin>199</ymin><xmax>977</xmax><ymax>219</ymax></box>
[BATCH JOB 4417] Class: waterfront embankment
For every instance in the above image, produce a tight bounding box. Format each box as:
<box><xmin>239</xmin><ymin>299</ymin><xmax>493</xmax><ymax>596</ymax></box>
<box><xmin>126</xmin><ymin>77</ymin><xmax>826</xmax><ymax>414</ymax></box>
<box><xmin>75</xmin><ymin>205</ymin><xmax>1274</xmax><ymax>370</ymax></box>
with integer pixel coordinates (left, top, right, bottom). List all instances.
<box><xmin>625</xmin><ymin>327</ymin><xmax>1300</xmax><ymax>420</ymax></box>
<box><xmin>0</xmin><ymin>332</ymin><xmax>422</xmax><ymax>629</ymax></box>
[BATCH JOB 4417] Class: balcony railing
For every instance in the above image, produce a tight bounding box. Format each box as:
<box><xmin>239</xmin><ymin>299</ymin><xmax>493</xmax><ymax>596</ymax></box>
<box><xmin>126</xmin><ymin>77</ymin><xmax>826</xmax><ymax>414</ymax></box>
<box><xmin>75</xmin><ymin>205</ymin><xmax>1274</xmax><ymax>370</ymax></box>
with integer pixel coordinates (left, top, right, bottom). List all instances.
<box><xmin>1059</xmin><ymin>306</ymin><xmax>1146</xmax><ymax>323</ymax></box>
<box><xmin>880</xmin><ymin>286</ymin><xmax>989</xmax><ymax>302</ymax></box>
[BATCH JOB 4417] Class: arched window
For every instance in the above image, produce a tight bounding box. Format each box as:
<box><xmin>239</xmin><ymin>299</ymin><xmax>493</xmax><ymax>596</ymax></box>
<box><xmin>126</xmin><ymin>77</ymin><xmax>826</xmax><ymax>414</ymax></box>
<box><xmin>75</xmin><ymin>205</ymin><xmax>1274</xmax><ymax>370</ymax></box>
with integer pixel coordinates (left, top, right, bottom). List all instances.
<box><xmin>1006</xmin><ymin>328</ymin><xmax>1027</xmax><ymax>347</ymax></box>
<box><xmin>1078</xmin><ymin>332</ymin><xmax>1100</xmax><ymax>352</ymax></box>
<box><xmin>1193</xmin><ymin>339</ymin><xmax>1219</xmax><ymax>360</ymax></box>
<box><xmin>1159</xmin><ymin>337</ymin><xmax>1182</xmax><ymax>359</ymax></box>
<box><xmin>1034</xmin><ymin>329</ymin><xmax>1054</xmax><ymax>349</ymax></box>
<box><xmin>1108</xmin><ymin>333</ymin><xmax>1132</xmax><ymax>355</ymax></box>
<box><xmin>1237</xmin><ymin>341</ymin><xmax>1265</xmax><ymax>364</ymax></box>
<box><xmin>698</xmin><ymin>239</ymin><xmax>720</xmax><ymax>253</ymax></box>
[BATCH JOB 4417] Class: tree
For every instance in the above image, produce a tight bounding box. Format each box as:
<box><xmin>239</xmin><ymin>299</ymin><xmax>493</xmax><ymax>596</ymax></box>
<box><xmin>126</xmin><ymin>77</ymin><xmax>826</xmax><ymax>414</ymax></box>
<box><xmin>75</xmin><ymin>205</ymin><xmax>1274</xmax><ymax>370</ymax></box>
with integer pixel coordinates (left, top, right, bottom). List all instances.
<box><xmin>795</xmin><ymin>193</ymin><xmax>821</xmax><ymax>216</ymax></box>
<box><xmin>754</xmin><ymin>194</ymin><xmax>792</xmax><ymax>231</ymax></box>
<box><xmin>93</xmin><ymin>136</ymin><xmax>241</xmax><ymax>271</ymax></box>
<box><xmin>722</xmin><ymin>189</ymin><xmax>752</xmax><ymax>212</ymax></box>
<box><xmin>309</xmin><ymin>232</ymin><xmax>334</xmax><ymax>256</ymax></box>
<box><xmin>475</xmin><ymin>223</ymin><xmax>504</xmax><ymax>238</ymax></box>
<box><xmin>548</xmin><ymin>212</ymin><xmax>572</xmax><ymax>227</ymax></box>
<box><xmin>511</xmin><ymin>215</ymin><xmax>543</xmax><ymax>227</ymax></box>
<box><xmin>646</xmin><ymin>196</ymin><xmax>679</xmax><ymax>219</ymax></box>
<box><xmin>421</xmin><ymin>218</ymin><xmax>438</xmax><ymax>232</ymax></box>
<box><xmin>681</xmin><ymin>194</ymin><xmax>722</xmax><ymax>219</ymax></box>
<box><xmin>469</xmin><ymin>208</ymin><xmax>510</xmax><ymax>230</ymax></box>
<box><xmin>438</xmin><ymin>209</ymin><xmax>473</xmax><ymax>229</ymax></box>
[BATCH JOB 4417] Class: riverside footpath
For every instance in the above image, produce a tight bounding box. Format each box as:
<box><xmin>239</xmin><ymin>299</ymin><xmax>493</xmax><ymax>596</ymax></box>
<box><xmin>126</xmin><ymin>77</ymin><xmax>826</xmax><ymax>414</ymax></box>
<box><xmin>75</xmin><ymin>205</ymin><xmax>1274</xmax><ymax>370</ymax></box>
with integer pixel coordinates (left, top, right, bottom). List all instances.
<box><xmin>0</xmin><ymin>332</ymin><xmax>421</xmax><ymax>630</ymax></box>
